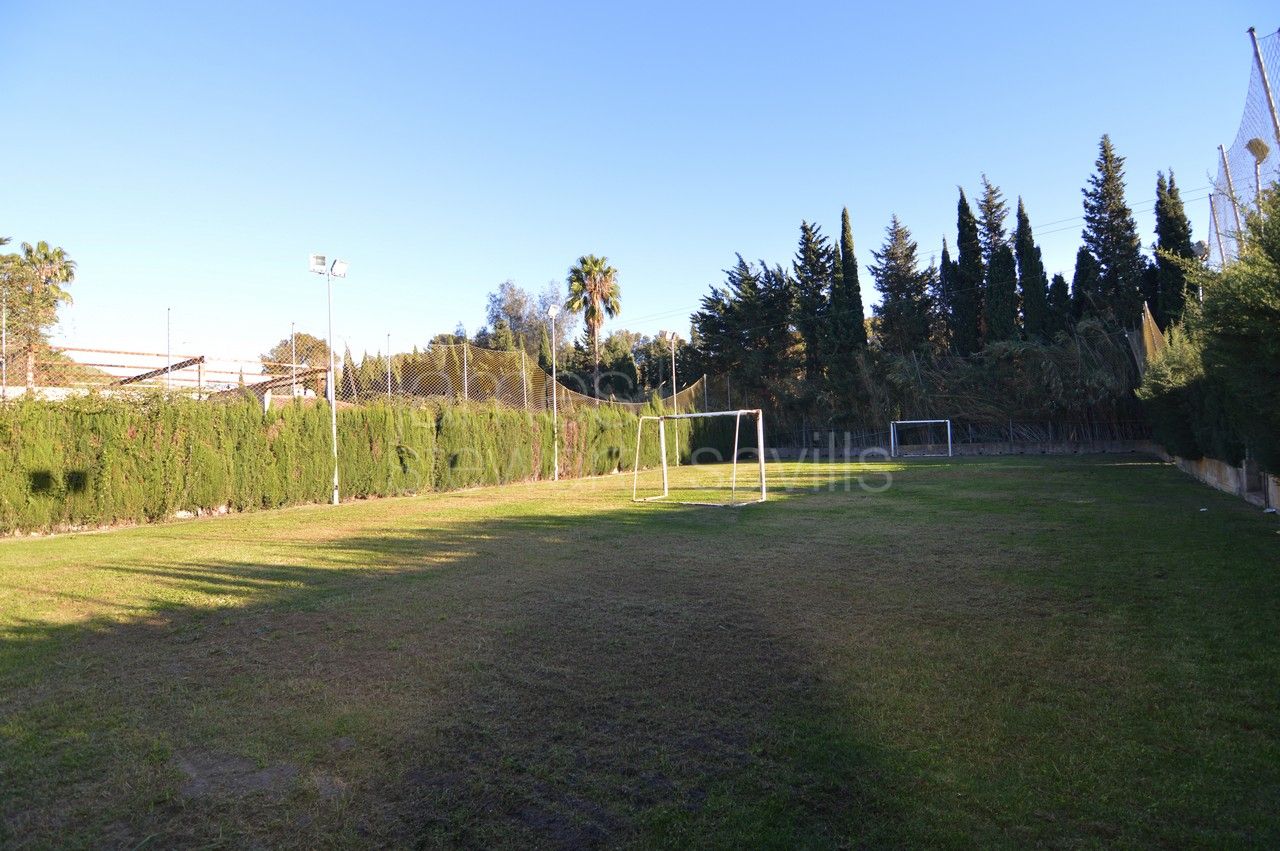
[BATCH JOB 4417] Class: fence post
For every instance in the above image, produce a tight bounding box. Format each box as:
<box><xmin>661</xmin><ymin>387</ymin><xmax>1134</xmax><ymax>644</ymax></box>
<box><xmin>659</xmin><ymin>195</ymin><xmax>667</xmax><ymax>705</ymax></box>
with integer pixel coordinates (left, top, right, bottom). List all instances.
<box><xmin>520</xmin><ymin>349</ymin><xmax>528</xmax><ymax>411</ymax></box>
<box><xmin>462</xmin><ymin>344</ymin><xmax>469</xmax><ymax>403</ymax></box>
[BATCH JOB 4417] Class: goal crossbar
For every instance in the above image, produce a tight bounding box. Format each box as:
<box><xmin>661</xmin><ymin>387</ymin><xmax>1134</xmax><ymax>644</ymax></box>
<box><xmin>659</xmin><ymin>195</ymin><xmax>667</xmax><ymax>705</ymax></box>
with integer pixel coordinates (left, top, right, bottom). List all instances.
<box><xmin>632</xmin><ymin>409</ymin><xmax>767</xmax><ymax>505</ymax></box>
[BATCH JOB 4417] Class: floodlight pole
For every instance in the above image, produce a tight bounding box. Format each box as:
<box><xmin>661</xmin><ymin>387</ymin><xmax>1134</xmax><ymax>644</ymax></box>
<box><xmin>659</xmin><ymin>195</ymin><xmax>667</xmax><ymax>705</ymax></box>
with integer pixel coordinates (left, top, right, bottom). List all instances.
<box><xmin>664</xmin><ymin>331</ymin><xmax>680</xmax><ymax>467</ymax></box>
<box><xmin>326</xmin><ymin>268</ymin><xmax>339</xmax><ymax>504</ymax></box>
<box><xmin>548</xmin><ymin>304</ymin><xmax>559</xmax><ymax>481</ymax></box>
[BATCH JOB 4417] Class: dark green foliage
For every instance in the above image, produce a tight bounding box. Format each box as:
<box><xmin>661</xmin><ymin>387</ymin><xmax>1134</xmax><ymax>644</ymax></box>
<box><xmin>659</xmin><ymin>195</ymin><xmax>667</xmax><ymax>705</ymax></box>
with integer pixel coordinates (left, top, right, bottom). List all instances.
<box><xmin>1071</xmin><ymin>246</ymin><xmax>1101</xmax><ymax>318</ymax></box>
<box><xmin>1047</xmin><ymin>273</ymin><xmax>1072</xmax><ymax>336</ymax></box>
<box><xmin>836</xmin><ymin>208</ymin><xmax>867</xmax><ymax>350</ymax></box>
<box><xmin>792</xmin><ymin>222</ymin><xmax>833</xmax><ymax>383</ymax></box>
<box><xmin>1081</xmin><ymin>135</ymin><xmax>1146</xmax><ymax>325</ymax></box>
<box><xmin>0</xmin><ymin>396</ymin><xmax>680</xmax><ymax>534</ymax></box>
<box><xmin>870</xmin><ymin>216</ymin><xmax>934</xmax><ymax>353</ymax></box>
<box><xmin>1153</xmin><ymin>171</ymin><xmax>1195</xmax><ymax>326</ymax></box>
<box><xmin>976</xmin><ymin>175</ymin><xmax>1008</xmax><ymax>266</ymax></box>
<box><xmin>1196</xmin><ymin>185</ymin><xmax>1280</xmax><ymax>472</ymax></box>
<box><xmin>984</xmin><ymin>245</ymin><xmax>1019</xmax><ymax>343</ymax></box>
<box><xmin>952</xmin><ymin>190</ymin><xmax>984</xmax><ymax>355</ymax></box>
<box><xmin>935</xmin><ymin>239</ymin><xmax>958</xmax><ymax>348</ymax></box>
<box><xmin>1013</xmin><ymin>199</ymin><xmax>1050</xmax><ymax>340</ymax></box>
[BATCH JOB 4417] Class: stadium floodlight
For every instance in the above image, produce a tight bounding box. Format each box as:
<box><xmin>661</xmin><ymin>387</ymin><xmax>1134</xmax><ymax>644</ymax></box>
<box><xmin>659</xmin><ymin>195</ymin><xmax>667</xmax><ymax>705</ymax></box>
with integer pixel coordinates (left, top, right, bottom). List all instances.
<box><xmin>889</xmin><ymin>419</ymin><xmax>953</xmax><ymax>458</ymax></box>
<box><xmin>633</xmin><ymin>409</ymin><xmax>767</xmax><ymax>506</ymax></box>
<box><xmin>310</xmin><ymin>253</ymin><xmax>349</xmax><ymax>505</ymax></box>
<box><xmin>547</xmin><ymin>303</ymin><xmax>560</xmax><ymax>481</ymax></box>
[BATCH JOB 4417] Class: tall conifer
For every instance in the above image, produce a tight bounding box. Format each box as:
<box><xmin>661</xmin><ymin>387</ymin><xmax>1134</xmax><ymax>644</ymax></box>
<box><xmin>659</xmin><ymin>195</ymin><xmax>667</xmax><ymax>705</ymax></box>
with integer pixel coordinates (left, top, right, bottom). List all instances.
<box><xmin>1153</xmin><ymin>171</ymin><xmax>1195</xmax><ymax>326</ymax></box>
<box><xmin>1013</xmin><ymin>198</ymin><xmax>1050</xmax><ymax>339</ymax></box>
<box><xmin>977</xmin><ymin>174</ymin><xmax>1009</xmax><ymax>266</ymax></box>
<box><xmin>838</xmin><ymin>208</ymin><xmax>867</xmax><ymax>349</ymax></box>
<box><xmin>1081</xmin><ymin>135</ymin><xmax>1146</xmax><ymax>325</ymax></box>
<box><xmin>870</xmin><ymin>216</ymin><xmax>934</xmax><ymax>353</ymax></box>
<box><xmin>792</xmin><ymin>221</ymin><xmax>833</xmax><ymax>383</ymax></box>
<box><xmin>953</xmin><ymin>190</ymin><xmax>984</xmax><ymax>355</ymax></box>
<box><xmin>1047</xmin><ymin>272</ymin><xmax>1072</xmax><ymax>336</ymax></box>
<box><xmin>984</xmin><ymin>244</ymin><xmax>1018</xmax><ymax>342</ymax></box>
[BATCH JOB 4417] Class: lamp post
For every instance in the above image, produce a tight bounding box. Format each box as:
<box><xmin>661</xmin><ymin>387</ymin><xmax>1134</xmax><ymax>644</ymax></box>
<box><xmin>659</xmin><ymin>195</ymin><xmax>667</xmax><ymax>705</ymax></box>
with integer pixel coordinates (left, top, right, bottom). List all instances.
<box><xmin>311</xmin><ymin>254</ymin><xmax>348</xmax><ymax>505</ymax></box>
<box><xmin>547</xmin><ymin>303</ymin><xmax>559</xmax><ymax>482</ymax></box>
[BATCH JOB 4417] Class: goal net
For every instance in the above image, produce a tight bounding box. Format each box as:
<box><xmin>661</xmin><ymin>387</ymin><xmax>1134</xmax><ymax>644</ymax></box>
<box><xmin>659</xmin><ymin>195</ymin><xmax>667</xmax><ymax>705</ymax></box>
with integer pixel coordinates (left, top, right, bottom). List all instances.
<box><xmin>632</xmin><ymin>410</ymin><xmax>767</xmax><ymax>506</ymax></box>
<box><xmin>890</xmin><ymin>419</ymin><xmax>953</xmax><ymax>457</ymax></box>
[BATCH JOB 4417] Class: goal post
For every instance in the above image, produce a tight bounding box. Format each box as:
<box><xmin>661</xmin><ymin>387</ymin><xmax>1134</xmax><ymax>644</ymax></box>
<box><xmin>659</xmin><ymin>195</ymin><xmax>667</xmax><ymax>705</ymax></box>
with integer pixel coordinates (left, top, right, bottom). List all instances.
<box><xmin>632</xmin><ymin>409</ymin><xmax>767</xmax><ymax>505</ymax></box>
<box><xmin>890</xmin><ymin>419</ymin><xmax>953</xmax><ymax>458</ymax></box>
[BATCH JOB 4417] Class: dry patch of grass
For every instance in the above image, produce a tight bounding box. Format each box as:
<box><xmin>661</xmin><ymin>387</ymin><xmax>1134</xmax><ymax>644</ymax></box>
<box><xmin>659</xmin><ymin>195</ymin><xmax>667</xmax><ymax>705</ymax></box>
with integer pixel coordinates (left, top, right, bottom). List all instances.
<box><xmin>1</xmin><ymin>457</ymin><xmax>1277</xmax><ymax>847</ymax></box>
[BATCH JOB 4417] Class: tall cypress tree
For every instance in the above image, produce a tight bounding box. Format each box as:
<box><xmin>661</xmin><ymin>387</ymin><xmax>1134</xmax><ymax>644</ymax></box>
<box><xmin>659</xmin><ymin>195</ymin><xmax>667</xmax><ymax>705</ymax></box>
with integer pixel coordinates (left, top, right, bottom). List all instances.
<box><xmin>976</xmin><ymin>174</ymin><xmax>1009</xmax><ymax>266</ymax></box>
<box><xmin>1081</xmin><ymin>135</ymin><xmax>1146</xmax><ymax>325</ymax></box>
<box><xmin>952</xmin><ymin>189</ymin><xmax>984</xmax><ymax>355</ymax></box>
<box><xmin>1013</xmin><ymin>198</ymin><xmax>1050</xmax><ymax>340</ymax></box>
<box><xmin>1070</xmin><ymin>246</ymin><xmax>1101</xmax><ymax>318</ymax></box>
<box><xmin>1047</xmin><ymin>272</ymin><xmax>1072</xmax><ymax>336</ymax></box>
<box><xmin>837</xmin><ymin>208</ymin><xmax>867</xmax><ymax>349</ymax></box>
<box><xmin>937</xmin><ymin>238</ymin><xmax>957</xmax><ymax>349</ymax></box>
<box><xmin>984</xmin><ymin>244</ymin><xmax>1018</xmax><ymax>342</ymax></box>
<box><xmin>792</xmin><ymin>221</ymin><xmax>833</xmax><ymax>383</ymax></box>
<box><xmin>1153</xmin><ymin>170</ymin><xmax>1195</xmax><ymax>326</ymax></box>
<box><xmin>870</xmin><ymin>215</ymin><xmax>934</xmax><ymax>353</ymax></box>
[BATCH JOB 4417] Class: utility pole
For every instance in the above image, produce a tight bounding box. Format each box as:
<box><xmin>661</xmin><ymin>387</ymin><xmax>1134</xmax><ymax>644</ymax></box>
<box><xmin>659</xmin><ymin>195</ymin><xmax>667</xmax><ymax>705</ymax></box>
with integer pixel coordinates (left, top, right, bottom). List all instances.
<box><xmin>1250</xmin><ymin>27</ymin><xmax>1280</xmax><ymax>146</ymax></box>
<box><xmin>1220</xmin><ymin>144</ymin><xmax>1244</xmax><ymax>236</ymax></box>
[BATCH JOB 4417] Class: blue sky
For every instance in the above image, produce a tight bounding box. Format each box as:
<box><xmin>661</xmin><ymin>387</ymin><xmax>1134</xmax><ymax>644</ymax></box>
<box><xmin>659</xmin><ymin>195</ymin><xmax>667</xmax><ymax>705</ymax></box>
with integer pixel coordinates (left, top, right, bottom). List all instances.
<box><xmin>3</xmin><ymin>1</ymin><xmax>1273</xmax><ymax>360</ymax></box>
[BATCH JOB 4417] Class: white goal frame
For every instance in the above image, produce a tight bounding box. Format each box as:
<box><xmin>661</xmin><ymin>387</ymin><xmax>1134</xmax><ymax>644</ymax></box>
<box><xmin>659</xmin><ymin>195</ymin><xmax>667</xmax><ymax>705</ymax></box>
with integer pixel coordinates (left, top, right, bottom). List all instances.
<box><xmin>632</xmin><ymin>409</ymin><xmax>767</xmax><ymax>506</ymax></box>
<box><xmin>890</xmin><ymin>419</ymin><xmax>953</xmax><ymax>457</ymax></box>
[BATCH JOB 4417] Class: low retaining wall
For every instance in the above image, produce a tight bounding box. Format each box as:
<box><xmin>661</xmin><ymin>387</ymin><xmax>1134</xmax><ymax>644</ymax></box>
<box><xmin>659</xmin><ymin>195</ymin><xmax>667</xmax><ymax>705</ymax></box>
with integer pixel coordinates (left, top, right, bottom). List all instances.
<box><xmin>1166</xmin><ymin>453</ymin><xmax>1279</xmax><ymax>509</ymax></box>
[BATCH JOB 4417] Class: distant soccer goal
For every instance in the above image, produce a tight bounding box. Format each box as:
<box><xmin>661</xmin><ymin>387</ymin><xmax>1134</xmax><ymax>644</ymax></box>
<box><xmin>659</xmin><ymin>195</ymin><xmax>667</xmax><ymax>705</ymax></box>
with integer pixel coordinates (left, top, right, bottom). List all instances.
<box><xmin>890</xmin><ymin>419</ymin><xmax>953</xmax><ymax>458</ymax></box>
<box><xmin>632</xmin><ymin>410</ymin><xmax>767</xmax><ymax>506</ymax></box>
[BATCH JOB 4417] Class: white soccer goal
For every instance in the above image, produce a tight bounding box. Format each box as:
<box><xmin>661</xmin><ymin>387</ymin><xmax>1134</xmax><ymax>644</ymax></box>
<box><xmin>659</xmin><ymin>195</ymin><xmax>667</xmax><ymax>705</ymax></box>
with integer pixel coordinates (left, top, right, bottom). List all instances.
<box><xmin>632</xmin><ymin>409</ymin><xmax>767</xmax><ymax>506</ymax></box>
<box><xmin>890</xmin><ymin>419</ymin><xmax>953</xmax><ymax>457</ymax></box>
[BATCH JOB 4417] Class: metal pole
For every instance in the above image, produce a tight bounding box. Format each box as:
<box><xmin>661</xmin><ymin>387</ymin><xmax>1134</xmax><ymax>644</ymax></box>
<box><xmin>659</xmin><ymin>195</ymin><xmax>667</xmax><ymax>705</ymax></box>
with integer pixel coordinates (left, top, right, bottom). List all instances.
<box><xmin>291</xmin><ymin>322</ymin><xmax>296</xmax><ymax>397</ymax></box>
<box><xmin>658</xmin><ymin>418</ymin><xmax>668</xmax><ymax>498</ymax></box>
<box><xmin>1</xmin><ymin>291</ymin><xmax>6</xmax><ymax>402</ymax></box>
<box><xmin>670</xmin><ymin>336</ymin><xmax>679</xmax><ymax>467</ymax></box>
<box><xmin>386</xmin><ymin>332</ymin><xmax>392</xmax><ymax>403</ymax></box>
<box><xmin>326</xmin><ymin>270</ymin><xmax>339</xmax><ymax>505</ymax></box>
<box><xmin>731</xmin><ymin>411</ymin><xmax>741</xmax><ymax>502</ymax></box>
<box><xmin>755</xmin><ymin>411</ymin><xmax>767</xmax><ymax>501</ymax></box>
<box><xmin>1220</xmin><ymin>144</ymin><xmax>1244</xmax><ymax>235</ymax></box>
<box><xmin>1250</xmin><ymin>27</ymin><xmax>1280</xmax><ymax>146</ymax></box>
<box><xmin>1209</xmin><ymin>194</ymin><xmax>1227</xmax><ymax>268</ymax></box>
<box><xmin>551</xmin><ymin>314</ymin><xmax>559</xmax><ymax>482</ymax></box>
<box><xmin>520</xmin><ymin>348</ymin><xmax>528</xmax><ymax>411</ymax></box>
<box><xmin>702</xmin><ymin>374</ymin><xmax>708</xmax><ymax>412</ymax></box>
<box><xmin>462</xmin><ymin>343</ymin><xmax>469</xmax><ymax>402</ymax></box>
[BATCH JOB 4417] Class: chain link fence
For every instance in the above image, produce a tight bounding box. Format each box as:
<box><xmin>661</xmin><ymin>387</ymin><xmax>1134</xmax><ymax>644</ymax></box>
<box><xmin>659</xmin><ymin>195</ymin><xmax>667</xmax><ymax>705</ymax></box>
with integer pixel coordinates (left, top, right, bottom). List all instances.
<box><xmin>2</xmin><ymin>340</ymin><xmax>707</xmax><ymax>414</ymax></box>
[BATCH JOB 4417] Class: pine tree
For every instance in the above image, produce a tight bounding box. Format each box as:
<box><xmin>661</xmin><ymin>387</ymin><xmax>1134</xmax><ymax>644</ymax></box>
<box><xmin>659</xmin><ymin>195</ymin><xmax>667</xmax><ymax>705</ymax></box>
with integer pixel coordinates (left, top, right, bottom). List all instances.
<box><xmin>984</xmin><ymin>244</ymin><xmax>1018</xmax><ymax>342</ymax></box>
<box><xmin>792</xmin><ymin>221</ymin><xmax>833</xmax><ymax>383</ymax></box>
<box><xmin>977</xmin><ymin>174</ymin><xmax>1009</xmax><ymax>266</ymax></box>
<box><xmin>1013</xmin><ymin>198</ymin><xmax>1050</xmax><ymax>339</ymax></box>
<box><xmin>837</xmin><ymin>208</ymin><xmax>867</xmax><ymax>349</ymax></box>
<box><xmin>870</xmin><ymin>216</ymin><xmax>934</xmax><ymax>353</ymax></box>
<box><xmin>1153</xmin><ymin>170</ymin><xmax>1195</xmax><ymax>326</ymax></box>
<box><xmin>1081</xmin><ymin>135</ymin><xmax>1146</xmax><ymax>325</ymax></box>
<box><xmin>1047</xmin><ymin>272</ymin><xmax>1072</xmax><ymax>336</ymax></box>
<box><xmin>952</xmin><ymin>189</ymin><xmax>984</xmax><ymax>355</ymax></box>
<box><xmin>1070</xmin><ymin>246</ymin><xmax>1101</xmax><ymax>318</ymax></box>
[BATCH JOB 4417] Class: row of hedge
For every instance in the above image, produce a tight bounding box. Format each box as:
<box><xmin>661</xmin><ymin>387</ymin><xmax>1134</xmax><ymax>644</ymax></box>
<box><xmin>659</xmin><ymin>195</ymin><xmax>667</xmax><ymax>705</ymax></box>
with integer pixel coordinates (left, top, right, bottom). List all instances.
<box><xmin>0</xmin><ymin>395</ymin><xmax>717</xmax><ymax>535</ymax></box>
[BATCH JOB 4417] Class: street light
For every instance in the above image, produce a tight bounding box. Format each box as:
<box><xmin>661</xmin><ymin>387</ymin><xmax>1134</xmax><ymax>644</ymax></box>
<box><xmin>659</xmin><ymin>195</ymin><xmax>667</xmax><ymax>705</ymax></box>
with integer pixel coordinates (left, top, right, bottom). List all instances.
<box><xmin>547</xmin><ymin>303</ymin><xmax>560</xmax><ymax>482</ymax></box>
<box><xmin>310</xmin><ymin>253</ymin><xmax>348</xmax><ymax>506</ymax></box>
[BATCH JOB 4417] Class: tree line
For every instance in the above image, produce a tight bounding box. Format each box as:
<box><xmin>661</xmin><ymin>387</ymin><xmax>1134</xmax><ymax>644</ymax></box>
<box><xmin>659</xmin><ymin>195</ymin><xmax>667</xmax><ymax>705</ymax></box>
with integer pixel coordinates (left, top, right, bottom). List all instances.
<box><xmin>689</xmin><ymin>134</ymin><xmax>1199</xmax><ymax>427</ymax></box>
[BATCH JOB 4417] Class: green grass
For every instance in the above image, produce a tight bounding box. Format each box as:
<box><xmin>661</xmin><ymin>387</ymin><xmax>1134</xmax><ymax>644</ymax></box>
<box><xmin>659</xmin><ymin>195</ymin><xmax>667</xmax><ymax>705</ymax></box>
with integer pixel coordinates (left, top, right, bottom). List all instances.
<box><xmin>1</xmin><ymin>456</ymin><xmax>1277</xmax><ymax>847</ymax></box>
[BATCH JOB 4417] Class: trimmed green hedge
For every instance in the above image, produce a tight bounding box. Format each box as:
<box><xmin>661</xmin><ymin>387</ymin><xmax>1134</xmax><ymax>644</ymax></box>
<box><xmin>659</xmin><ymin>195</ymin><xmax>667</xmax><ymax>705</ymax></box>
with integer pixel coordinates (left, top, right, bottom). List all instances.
<box><xmin>0</xmin><ymin>395</ymin><xmax>714</xmax><ymax>535</ymax></box>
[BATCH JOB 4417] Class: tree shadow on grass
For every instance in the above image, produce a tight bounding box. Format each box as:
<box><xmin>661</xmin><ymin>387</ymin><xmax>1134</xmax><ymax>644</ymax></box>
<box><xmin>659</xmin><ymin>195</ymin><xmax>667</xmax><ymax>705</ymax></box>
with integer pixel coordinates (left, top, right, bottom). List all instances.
<box><xmin>0</xmin><ymin>495</ymin><xmax>915</xmax><ymax>848</ymax></box>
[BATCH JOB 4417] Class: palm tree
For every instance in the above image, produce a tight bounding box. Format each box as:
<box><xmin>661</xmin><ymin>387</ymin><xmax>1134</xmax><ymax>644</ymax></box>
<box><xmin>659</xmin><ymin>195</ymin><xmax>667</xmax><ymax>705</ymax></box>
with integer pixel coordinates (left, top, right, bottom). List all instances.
<box><xmin>18</xmin><ymin>241</ymin><xmax>76</xmax><ymax>389</ymax></box>
<box><xmin>565</xmin><ymin>254</ymin><xmax>620</xmax><ymax>396</ymax></box>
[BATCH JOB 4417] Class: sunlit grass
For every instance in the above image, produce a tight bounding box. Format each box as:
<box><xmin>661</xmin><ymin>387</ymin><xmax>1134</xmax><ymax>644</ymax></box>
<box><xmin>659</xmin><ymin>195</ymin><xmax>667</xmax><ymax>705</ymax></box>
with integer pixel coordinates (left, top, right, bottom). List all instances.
<box><xmin>0</xmin><ymin>457</ymin><xmax>1276</xmax><ymax>847</ymax></box>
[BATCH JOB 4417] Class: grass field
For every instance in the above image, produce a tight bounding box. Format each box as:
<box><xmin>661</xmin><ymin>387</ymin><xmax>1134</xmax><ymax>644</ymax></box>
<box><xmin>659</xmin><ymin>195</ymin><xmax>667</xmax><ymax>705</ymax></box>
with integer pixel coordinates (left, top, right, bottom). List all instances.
<box><xmin>1</xmin><ymin>456</ymin><xmax>1278</xmax><ymax>847</ymax></box>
